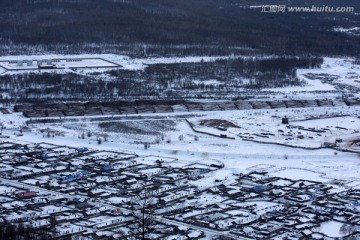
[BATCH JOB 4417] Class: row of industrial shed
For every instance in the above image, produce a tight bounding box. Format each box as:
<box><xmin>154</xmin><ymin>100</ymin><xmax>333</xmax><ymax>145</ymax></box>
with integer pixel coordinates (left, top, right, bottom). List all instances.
<box><xmin>14</xmin><ymin>98</ymin><xmax>360</xmax><ymax>118</ymax></box>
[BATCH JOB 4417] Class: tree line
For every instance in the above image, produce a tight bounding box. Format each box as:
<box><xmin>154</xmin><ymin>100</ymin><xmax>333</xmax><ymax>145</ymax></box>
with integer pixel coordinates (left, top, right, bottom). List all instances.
<box><xmin>0</xmin><ymin>56</ymin><xmax>323</xmax><ymax>102</ymax></box>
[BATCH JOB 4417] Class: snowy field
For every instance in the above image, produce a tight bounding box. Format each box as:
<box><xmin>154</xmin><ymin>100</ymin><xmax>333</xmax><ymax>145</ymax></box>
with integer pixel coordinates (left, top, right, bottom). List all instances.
<box><xmin>298</xmin><ymin>58</ymin><xmax>360</xmax><ymax>89</ymax></box>
<box><xmin>263</xmin><ymin>57</ymin><xmax>360</xmax><ymax>99</ymax></box>
<box><xmin>318</xmin><ymin>221</ymin><xmax>346</xmax><ymax>238</ymax></box>
<box><xmin>2</xmin><ymin>104</ymin><xmax>360</xmax><ymax>191</ymax></box>
<box><xmin>0</xmin><ymin>54</ymin><xmax>239</xmax><ymax>73</ymax></box>
<box><xmin>0</xmin><ymin>58</ymin><xmax>119</xmax><ymax>71</ymax></box>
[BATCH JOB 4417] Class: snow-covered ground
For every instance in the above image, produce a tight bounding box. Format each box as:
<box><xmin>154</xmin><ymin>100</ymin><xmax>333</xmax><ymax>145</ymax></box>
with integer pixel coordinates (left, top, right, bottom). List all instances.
<box><xmin>318</xmin><ymin>220</ymin><xmax>345</xmax><ymax>238</ymax></box>
<box><xmin>299</xmin><ymin>58</ymin><xmax>360</xmax><ymax>88</ymax></box>
<box><xmin>0</xmin><ymin>54</ymin><xmax>241</xmax><ymax>73</ymax></box>
<box><xmin>257</xmin><ymin>57</ymin><xmax>360</xmax><ymax>102</ymax></box>
<box><xmin>0</xmin><ymin>58</ymin><xmax>120</xmax><ymax>70</ymax></box>
<box><xmin>2</xmin><ymin>104</ymin><xmax>360</xmax><ymax>191</ymax></box>
<box><xmin>334</xmin><ymin>27</ymin><xmax>360</xmax><ymax>36</ymax></box>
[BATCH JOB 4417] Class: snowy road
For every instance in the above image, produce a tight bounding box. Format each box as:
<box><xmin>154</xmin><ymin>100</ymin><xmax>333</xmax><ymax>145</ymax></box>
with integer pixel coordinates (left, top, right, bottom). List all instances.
<box><xmin>0</xmin><ymin>66</ymin><xmax>6</xmax><ymax>74</ymax></box>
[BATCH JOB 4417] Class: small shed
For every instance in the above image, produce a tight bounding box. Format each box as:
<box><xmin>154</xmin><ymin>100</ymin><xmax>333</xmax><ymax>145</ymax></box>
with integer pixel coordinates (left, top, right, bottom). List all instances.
<box><xmin>282</xmin><ymin>116</ymin><xmax>289</xmax><ymax>124</ymax></box>
<box><xmin>15</xmin><ymin>191</ymin><xmax>37</xmax><ymax>199</ymax></box>
<box><xmin>110</xmin><ymin>208</ymin><xmax>122</xmax><ymax>216</ymax></box>
<box><xmin>76</xmin><ymin>202</ymin><xmax>91</xmax><ymax>209</ymax></box>
<box><xmin>76</xmin><ymin>147</ymin><xmax>88</xmax><ymax>153</ymax></box>
<box><xmin>101</xmin><ymin>165</ymin><xmax>113</xmax><ymax>172</ymax></box>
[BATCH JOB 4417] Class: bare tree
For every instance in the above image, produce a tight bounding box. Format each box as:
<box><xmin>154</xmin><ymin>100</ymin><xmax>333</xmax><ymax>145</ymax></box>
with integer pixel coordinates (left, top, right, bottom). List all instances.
<box><xmin>128</xmin><ymin>182</ymin><xmax>156</xmax><ymax>240</ymax></box>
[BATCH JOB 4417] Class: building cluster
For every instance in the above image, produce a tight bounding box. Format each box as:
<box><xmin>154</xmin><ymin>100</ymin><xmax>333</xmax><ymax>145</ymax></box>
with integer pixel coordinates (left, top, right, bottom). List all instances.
<box><xmin>0</xmin><ymin>141</ymin><xmax>220</xmax><ymax>239</ymax></box>
<box><xmin>0</xmin><ymin>57</ymin><xmax>122</xmax><ymax>73</ymax></box>
<box><xmin>0</xmin><ymin>140</ymin><xmax>359</xmax><ymax>239</ymax></box>
<box><xmin>166</xmin><ymin>171</ymin><xmax>360</xmax><ymax>239</ymax></box>
<box><xmin>14</xmin><ymin>98</ymin><xmax>360</xmax><ymax>118</ymax></box>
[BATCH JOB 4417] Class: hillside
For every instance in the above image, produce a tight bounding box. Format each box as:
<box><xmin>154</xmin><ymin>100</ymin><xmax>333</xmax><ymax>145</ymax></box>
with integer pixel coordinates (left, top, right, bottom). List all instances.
<box><xmin>0</xmin><ymin>0</ymin><xmax>359</xmax><ymax>56</ymax></box>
